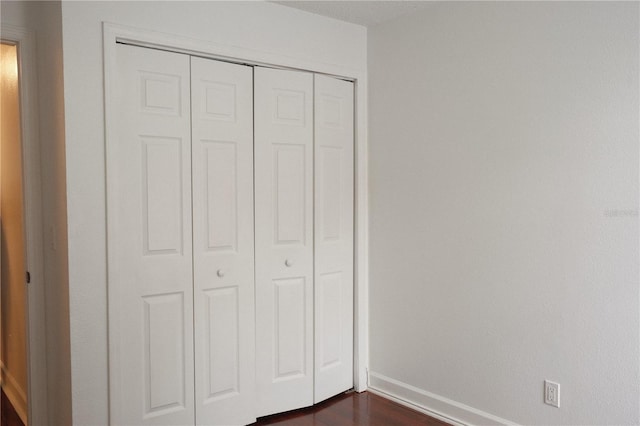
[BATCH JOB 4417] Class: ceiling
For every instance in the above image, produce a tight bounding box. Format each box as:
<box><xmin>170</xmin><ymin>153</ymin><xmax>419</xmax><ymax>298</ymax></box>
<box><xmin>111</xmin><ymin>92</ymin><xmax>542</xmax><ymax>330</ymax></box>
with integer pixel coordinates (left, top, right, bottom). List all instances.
<box><xmin>272</xmin><ymin>1</ymin><xmax>434</xmax><ymax>27</ymax></box>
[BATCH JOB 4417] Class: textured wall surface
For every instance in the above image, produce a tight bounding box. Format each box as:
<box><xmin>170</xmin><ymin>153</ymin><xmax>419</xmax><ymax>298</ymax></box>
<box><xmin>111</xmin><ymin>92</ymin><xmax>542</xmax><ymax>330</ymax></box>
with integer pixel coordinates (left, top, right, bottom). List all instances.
<box><xmin>368</xmin><ymin>2</ymin><xmax>639</xmax><ymax>424</ymax></box>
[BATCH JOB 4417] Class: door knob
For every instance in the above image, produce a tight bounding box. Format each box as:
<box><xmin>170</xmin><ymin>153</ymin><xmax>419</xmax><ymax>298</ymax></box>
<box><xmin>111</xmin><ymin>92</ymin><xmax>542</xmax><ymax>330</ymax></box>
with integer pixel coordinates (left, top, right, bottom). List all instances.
<box><xmin>285</xmin><ymin>259</ymin><xmax>293</xmax><ymax>267</ymax></box>
<box><xmin>217</xmin><ymin>269</ymin><xmax>225</xmax><ymax>278</ymax></box>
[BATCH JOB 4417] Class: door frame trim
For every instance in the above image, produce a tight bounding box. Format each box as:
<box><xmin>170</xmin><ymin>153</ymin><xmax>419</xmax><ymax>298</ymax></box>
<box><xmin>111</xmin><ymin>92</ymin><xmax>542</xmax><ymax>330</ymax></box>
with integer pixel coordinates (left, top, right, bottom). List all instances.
<box><xmin>1</xmin><ymin>24</ymin><xmax>50</xmax><ymax>426</ymax></box>
<box><xmin>103</xmin><ymin>22</ymin><xmax>369</xmax><ymax>419</ymax></box>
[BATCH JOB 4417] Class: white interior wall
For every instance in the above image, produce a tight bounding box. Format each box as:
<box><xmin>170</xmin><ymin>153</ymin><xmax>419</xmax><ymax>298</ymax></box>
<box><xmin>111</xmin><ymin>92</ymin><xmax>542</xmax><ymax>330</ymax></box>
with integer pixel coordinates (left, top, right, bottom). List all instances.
<box><xmin>31</xmin><ymin>2</ymin><xmax>70</xmax><ymax>425</ymax></box>
<box><xmin>59</xmin><ymin>2</ymin><xmax>366</xmax><ymax>424</ymax></box>
<box><xmin>4</xmin><ymin>1</ymin><xmax>639</xmax><ymax>425</ymax></box>
<box><xmin>368</xmin><ymin>2</ymin><xmax>639</xmax><ymax>425</ymax></box>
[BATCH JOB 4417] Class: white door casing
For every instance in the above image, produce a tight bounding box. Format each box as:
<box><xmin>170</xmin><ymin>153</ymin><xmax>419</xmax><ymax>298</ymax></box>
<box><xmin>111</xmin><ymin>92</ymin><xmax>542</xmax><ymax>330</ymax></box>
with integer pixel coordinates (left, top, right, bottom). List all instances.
<box><xmin>254</xmin><ymin>67</ymin><xmax>315</xmax><ymax>417</ymax></box>
<box><xmin>103</xmin><ymin>26</ymin><xmax>370</xmax><ymax>424</ymax></box>
<box><xmin>191</xmin><ymin>57</ymin><xmax>256</xmax><ymax>426</ymax></box>
<box><xmin>109</xmin><ymin>44</ymin><xmax>195</xmax><ymax>425</ymax></box>
<box><xmin>313</xmin><ymin>75</ymin><xmax>354</xmax><ymax>403</ymax></box>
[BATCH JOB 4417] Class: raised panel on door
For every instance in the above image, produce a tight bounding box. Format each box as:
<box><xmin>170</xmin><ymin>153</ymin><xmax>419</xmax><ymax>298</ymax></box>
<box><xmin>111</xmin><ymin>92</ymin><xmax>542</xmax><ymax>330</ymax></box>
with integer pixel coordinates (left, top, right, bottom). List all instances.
<box><xmin>255</xmin><ymin>67</ymin><xmax>314</xmax><ymax>417</ymax></box>
<box><xmin>314</xmin><ymin>75</ymin><xmax>354</xmax><ymax>403</ymax></box>
<box><xmin>191</xmin><ymin>57</ymin><xmax>255</xmax><ymax>426</ymax></box>
<box><xmin>108</xmin><ymin>44</ymin><xmax>194</xmax><ymax>425</ymax></box>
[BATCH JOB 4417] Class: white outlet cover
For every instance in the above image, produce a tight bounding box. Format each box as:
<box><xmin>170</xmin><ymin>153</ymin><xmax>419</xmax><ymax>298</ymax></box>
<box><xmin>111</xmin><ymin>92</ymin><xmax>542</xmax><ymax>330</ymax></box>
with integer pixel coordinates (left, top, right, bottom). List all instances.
<box><xmin>544</xmin><ymin>380</ymin><xmax>560</xmax><ymax>408</ymax></box>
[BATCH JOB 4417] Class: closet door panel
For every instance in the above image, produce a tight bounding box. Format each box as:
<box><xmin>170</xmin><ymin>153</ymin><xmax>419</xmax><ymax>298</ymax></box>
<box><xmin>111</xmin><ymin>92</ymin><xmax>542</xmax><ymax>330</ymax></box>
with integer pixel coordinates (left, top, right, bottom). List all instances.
<box><xmin>314</xmin><ymin>75</ymin><xmax>354</xmax><ymax>403</ymax></box>
<box><xmin>191</xmin><ymin>57</ymin><xmax>255</xmax><ymax>426</ymax></box>
<box><xmin>109</xmin><ymin>44</ymin><xmax>194</xmax><ymax>425</ymax></box>
<box><xmin>255</xmin><ymin>67</ymin><xmax>314</xmax><ymax>417</ymax></box>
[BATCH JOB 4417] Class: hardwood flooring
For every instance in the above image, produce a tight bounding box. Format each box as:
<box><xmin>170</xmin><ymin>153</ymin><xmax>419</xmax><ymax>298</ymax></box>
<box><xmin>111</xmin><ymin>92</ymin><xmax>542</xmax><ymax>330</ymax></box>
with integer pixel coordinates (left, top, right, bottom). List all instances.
<box><xmin>0</xmin><ymin>389</ymin><xmax>25</xmax><ymax>426</ymax></box>
<box><xmin>0</xmin><ymin>388</ymin><xmax>449</xmax><ymax>426</ymax></box>
<box><xmin>251</xmin><ymin>391</ymin><xmax>450</xmax><ymax>426</ymax></box>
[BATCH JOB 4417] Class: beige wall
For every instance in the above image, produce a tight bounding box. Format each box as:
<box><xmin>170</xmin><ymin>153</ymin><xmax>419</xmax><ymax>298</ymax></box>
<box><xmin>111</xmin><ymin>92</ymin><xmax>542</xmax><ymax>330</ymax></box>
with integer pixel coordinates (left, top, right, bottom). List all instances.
<box><xmin>0</xmin><ymin>42</ymin><xmax>28</xmax><ymax>423</ymax></box>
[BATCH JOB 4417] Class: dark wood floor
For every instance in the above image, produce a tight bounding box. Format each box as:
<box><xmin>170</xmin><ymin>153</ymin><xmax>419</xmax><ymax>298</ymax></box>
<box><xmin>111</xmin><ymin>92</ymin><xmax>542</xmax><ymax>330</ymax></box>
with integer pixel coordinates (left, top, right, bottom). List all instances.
<box><xmin>1</xmin><ymin>389</ymin><xmax>25</xmax><ymax>426</ymax></box>
<box><xmin>0</xmin><ymin>388</ymin><xmax>449</xmax><ymax>426</ymax></box>
<box><xmin>251</xmin><ymin>391</ymin><xmax>450</xmax><ymax>426</ymax></box>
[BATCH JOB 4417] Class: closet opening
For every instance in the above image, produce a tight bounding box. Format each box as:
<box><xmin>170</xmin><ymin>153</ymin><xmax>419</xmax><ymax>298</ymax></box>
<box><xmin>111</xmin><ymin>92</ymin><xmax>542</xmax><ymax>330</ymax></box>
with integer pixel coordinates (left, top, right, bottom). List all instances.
<box><xmin>104</xmin><ymin>26</ymin><xmax>368</xmax><ymax>424</ymax></box>
<box><xmin>108</xmin><ymin>45</ymin><xmax>354</xmax><ymax>426</ymax></box>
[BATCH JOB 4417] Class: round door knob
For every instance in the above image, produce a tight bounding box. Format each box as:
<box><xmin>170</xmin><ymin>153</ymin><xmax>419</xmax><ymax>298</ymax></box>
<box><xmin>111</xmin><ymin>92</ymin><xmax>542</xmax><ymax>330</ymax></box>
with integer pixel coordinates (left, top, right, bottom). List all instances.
<box><xmin>285</xmin><ymin>259</ymin><xmax>293</xmax><ymax>267</ymax></box>
<box><xmin>217</xmin><ymin>269</ymin><xmax>225</xmax><ymax>278</ymax></box>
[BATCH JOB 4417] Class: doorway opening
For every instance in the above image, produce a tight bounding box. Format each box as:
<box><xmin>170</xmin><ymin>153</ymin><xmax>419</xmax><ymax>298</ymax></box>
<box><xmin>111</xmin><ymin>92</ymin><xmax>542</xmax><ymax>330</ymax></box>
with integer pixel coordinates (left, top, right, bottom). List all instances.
<box><xmin>0</xmin><ymin>41</ymin><xmax>28</xmax><ymax>426</ymax></box>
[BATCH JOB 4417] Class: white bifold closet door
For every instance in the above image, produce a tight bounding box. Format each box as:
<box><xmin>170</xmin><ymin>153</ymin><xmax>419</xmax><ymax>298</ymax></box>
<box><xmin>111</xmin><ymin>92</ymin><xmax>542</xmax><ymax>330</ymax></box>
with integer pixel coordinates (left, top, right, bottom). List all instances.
<box><xmin>254</xmin><ymin>68</ymin><xmax>354</xmax><ymax>416</ymax></box>
<box><xmin>110</xmin><ymin>45</ymin><xmax>195</xmax><ymax>426</ymax></box>
<box><xmin>313</xmin><ymin>74</ymin><xmax>354</xmax><ymax>404</ymax></box>
<box><xmin>190</xmin><ymin>57</ymin><xmax>255</xmax><ymax>426</ymax></box>
<box><xmin>109</xmin><ymin>44</ymin><xmax>255</xmax><ymax>426</ymax></box>
<box><xmin>254</xmin><ymin>67</ymin><xmax>315</xmax><ymax>416</ymax></box>
<box><xmin>110</xmin><ymin>44</ymin><xmax>353</xmax><ymax>426</ymax></box>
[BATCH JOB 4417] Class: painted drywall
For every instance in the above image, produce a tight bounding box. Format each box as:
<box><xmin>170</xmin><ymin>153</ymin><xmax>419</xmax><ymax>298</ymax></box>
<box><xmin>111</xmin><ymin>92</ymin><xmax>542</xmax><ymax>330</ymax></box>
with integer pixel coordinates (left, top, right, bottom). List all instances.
<box><xmin>1</xmin><ymin>1</ymin><xmax>70</xmax><ymax>425</ymax></box>
<box><xmin>59</xmin><ymin>2</ymin><xmax>366</xmax><ymax>423</ymax></box>
<box><xmin>368</xmin><ymin>2</ymin><xmax>639</xmax><ymax>425</ymax></box>
<box><xmin>31</xmin><ymin>2</ymin><xmax>71</xmax><ymax>425</ymax></box>
<box><xmin>0</xmin><ymin>42</ymin><xmax>28</xmax><ymax>423</ymax></box>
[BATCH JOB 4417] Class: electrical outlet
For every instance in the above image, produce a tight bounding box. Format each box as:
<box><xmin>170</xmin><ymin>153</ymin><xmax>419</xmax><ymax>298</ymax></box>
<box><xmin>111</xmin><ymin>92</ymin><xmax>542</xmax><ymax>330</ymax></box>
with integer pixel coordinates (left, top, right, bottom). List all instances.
<box><xmin>544</xmin><ymin>380</ymin><xmax>560</xmax><ymax>408</ymax></box>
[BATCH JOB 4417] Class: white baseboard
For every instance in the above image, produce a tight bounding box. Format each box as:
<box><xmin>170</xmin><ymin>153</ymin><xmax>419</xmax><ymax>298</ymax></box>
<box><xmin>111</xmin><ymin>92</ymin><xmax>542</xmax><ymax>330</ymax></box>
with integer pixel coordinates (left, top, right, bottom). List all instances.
<box><xmin>1</xmin><ymin>360</ymin><xmax>28</xmax><ymax>425</ymax></box>
<box><xmin>369</xmin><ymin>371</ymin><xmax>518</xmax><ymax>426</ymax></box>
